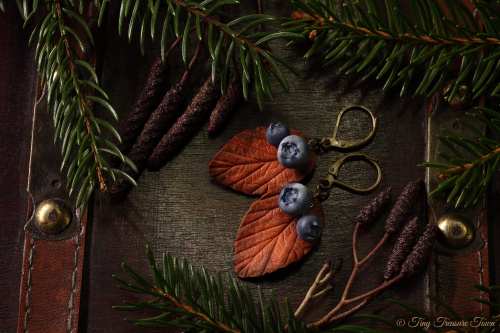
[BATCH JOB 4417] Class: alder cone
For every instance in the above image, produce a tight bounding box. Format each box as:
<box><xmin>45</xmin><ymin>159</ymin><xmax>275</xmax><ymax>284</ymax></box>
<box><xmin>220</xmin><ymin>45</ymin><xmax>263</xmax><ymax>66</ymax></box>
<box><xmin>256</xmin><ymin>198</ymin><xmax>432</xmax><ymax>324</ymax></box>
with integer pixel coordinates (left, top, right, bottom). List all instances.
<box><xmin>355</xmin><ymin>187</ymin><xmax>392</xmax><ymax>227</ymax></box>
<box><xmin>109</xmin><ymin>84</ymin><xmax>187</xmax><ymax>200</ymax></box>
<box><xmin>208</xmin><ymin>71</ymin><xmax>243</xmax><ymax>134</ymax></box>
<box><xmin>384</xmin><ymin>216</ymin><xmax>420</xmax><ymax>281</ymax></box>
<box><xmin>385</xmin><ymin>179</ymin><xmax>423</xmax><ymax>234</ymax></box>
<box><xmin>234</xmin><ymin>186</ymin><xmax>324</xmax><ymax>278</ymax></box>
<box><xmin>209</xmin><ymin>127</ymin><xmax>317</xmax><ymax>196</ymax></box>
<box><xmin>400</xmin><ymin>223</ymin><xmax>439</xmax><ymax>278</ymax></box>
<box><xmin>114</xmin><ymin>57</ymin><xmax>171</xmax><ymax>162</ymax></box>
<box><xmin>147</xmin><ymin>76</ymin><xmax>221</xmax><ymax>170</ymax></box>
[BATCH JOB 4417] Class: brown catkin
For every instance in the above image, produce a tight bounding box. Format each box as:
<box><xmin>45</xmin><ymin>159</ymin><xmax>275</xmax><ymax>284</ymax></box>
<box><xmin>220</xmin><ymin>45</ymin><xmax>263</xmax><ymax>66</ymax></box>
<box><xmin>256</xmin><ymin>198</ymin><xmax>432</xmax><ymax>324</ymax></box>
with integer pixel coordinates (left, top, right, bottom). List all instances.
<box><xmin>109</xmin><ymin>84</ymin><xmax>187</xmax><ymax>200</ymax></box>
<box><xmin>147</xmin><ymin>75</ymin><xmax>221</xmax><ymax>170</ymax></box>
<box><xmin>114</xmin><ymin>58</ymin><xmax>171</xmax><ymax>161</ymax></box>
<box><xmin>384</xmin><ymin>216</ymin><xmax>420</xmax><ymax>281</ymax></box>
<box><xmin>355</xmin><ymin>187</ymin><xmax>392</xmax><ymax>227</ymax></box>
<box><xmin>400</xmin><ymin>223</ymin><xmax>439</xmax><ymax>278</ymax></box>
<box><xmin>384</xmin><ymin>179</ymin><xmax>423</xmax><ymax>234</ymax></box>
<box><xmin>208</xmin><ymin>71</ymin><xmax>243</xmax><ymax>134</ymax></box>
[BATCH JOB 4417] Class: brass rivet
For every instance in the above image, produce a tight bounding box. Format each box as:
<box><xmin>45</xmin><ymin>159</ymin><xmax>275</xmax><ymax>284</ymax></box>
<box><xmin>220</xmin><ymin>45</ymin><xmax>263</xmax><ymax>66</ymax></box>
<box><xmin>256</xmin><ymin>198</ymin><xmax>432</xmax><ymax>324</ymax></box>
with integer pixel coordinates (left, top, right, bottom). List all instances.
<box><xmin>35</xmin><ymin>199</ymin><xmax>72</xmax><ymax>234</ymax></box>
<box><xmin>443</xmin><ymin>81</ymin><xmax>470</xmax><ymax>110</ymax></box>
<box><xmin>437</xmin><ymin>213</ymin><xmax>475</xmax><ymax>249</ymax></box>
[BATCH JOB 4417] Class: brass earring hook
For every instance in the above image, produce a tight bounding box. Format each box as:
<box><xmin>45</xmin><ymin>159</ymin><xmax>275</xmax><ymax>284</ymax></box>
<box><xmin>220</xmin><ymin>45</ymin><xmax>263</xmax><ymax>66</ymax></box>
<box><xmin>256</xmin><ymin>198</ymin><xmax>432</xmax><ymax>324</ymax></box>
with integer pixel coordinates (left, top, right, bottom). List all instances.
<box><xmin>309</xmin><ymin>105</ymin><xmax>378</xmax><ymax>152</ymax></box>
<box><xmin>313</xmin><ymin>153</ymin><xmax>382</xmax><ymax>201</ymax></box>
<box><xmin>331</xmin><ymin>105</ymin><xmax>377</xmax><ymax>149</ymax></box>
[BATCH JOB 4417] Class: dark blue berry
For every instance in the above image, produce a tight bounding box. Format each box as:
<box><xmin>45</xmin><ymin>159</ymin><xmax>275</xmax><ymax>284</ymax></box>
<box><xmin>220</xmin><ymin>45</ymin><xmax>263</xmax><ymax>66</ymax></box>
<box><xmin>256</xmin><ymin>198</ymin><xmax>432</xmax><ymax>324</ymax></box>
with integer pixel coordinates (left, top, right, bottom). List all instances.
<box><xmin>277</xmin><ymin>135</ymin><xmax>311</xmax><ymax>169</ymax></box>
<box><xmin>266</xmin><ymin>122</ymin><xmax>291</xmax><ymax>146</ymax></box>
<box><xmin>278</xmin><ymin>183</ymin><xmax>312</xmax><ymax>217</ymax></box>
<box><xmin>296</xmin><ymin>215</ymin><xmax>322</xmax><ymax>242</ymax></box>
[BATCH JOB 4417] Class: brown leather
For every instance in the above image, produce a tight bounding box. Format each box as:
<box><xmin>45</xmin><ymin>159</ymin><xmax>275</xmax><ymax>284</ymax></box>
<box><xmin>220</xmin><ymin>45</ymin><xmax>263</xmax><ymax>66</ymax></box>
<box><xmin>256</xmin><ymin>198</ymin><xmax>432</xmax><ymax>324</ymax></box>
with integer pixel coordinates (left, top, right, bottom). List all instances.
<box><xmin>17</xmin><ymin>5</ymin><xmax>96</xmax><ymax>331</ymax></box>
<box><xmin>427</xmin><ymin>1</ymin><xmax>490</xmax><ymax>317</ymax></box>
<box><xmin>427</xmin><ymin>209</ymin><xmax>490</xmax><ymax>317</ymax></box>
<box><xmin>426</xmin><ymin>94</ymin><xmax>490</xmax><ymax>317</ymax></box>
<box><xmin>17</xmin><ymin>212</ymin><xmax>87</xmax><ymax>333</ymax></box>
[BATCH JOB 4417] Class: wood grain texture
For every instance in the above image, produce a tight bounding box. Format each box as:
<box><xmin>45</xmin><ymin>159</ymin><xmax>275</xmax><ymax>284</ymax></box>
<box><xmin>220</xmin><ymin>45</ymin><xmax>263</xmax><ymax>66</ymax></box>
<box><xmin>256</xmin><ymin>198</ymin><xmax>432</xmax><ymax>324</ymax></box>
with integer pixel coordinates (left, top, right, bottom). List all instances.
<box><xmin>79</xmin><ymin>2</ymin><xmax>429</xmax><ymax>331</ymax></box>
<box><xmin>0</xmin><ymin>4</ymin><xmax>38</xmax><ymax>333</ymax></box>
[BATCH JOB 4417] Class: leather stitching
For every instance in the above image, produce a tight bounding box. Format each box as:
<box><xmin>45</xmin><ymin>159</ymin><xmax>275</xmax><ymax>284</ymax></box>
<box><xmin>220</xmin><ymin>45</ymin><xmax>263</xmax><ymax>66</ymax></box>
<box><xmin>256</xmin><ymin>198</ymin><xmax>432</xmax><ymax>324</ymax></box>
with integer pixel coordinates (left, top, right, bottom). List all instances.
<box><xmin>67</xmin><ymin>234</ymin><xmax>80</xmax><ymax>332</ymax></box>
<box><xmin>23</xmin><ymin>237</ymin><xmax>35</xmax><ymax>333</ymax></box>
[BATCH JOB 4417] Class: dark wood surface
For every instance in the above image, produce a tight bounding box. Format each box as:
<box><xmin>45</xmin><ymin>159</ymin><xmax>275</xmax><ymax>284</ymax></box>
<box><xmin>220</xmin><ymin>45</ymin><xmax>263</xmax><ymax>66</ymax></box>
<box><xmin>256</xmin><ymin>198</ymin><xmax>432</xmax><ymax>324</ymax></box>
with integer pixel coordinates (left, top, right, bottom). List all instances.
<box><xmin>0</xmin><ymin>1</ymin><xmax>498</xmax><ymax>332</ymax></box>
<box><xmin>80</xmin><ymin>2</ymin><xmax>430</xmax><ymax>331</ymax></box>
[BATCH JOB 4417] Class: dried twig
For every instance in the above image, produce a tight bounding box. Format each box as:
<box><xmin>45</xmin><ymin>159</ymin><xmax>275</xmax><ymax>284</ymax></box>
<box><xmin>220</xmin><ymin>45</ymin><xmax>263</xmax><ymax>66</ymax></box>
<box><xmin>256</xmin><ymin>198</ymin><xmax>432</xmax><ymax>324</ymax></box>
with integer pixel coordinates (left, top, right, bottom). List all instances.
<box><xmin>292</xmin><ymin>181</ymin><xmax>437</xmax><ymax>329</ymax></box>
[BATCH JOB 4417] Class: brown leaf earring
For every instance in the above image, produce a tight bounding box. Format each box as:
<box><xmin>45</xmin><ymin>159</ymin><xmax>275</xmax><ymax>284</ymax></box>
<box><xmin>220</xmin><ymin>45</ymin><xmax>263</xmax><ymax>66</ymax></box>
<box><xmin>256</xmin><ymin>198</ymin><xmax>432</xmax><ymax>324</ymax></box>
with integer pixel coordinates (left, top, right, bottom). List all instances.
<box><xmin>209</xmin><ymin>105</ymin><xmax>381</xmax><ymax>278</ymax></box>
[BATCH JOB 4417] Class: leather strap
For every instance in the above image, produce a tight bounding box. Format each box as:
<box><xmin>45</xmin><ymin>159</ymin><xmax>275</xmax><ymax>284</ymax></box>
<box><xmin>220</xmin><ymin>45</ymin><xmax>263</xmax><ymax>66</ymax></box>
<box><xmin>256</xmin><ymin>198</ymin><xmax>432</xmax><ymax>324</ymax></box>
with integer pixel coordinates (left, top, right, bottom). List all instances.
<box><xmin>17</xmin><ymin>4</ymin><xmax>96</xmax><ymax>331</ymax></box>
<box><xmin>17</xmin><ymin>214</ymin><xmax>87</xmax><ymax>333</ymax></box>
<box><xmin>426</xmin><ymin>0</ymin><xmax>490</xmax><ymax>317</ymax></box>
<box><xmin>17</xmin><ymin>88</ymin><xmax>88</xmax><ymax>333</ymax></box>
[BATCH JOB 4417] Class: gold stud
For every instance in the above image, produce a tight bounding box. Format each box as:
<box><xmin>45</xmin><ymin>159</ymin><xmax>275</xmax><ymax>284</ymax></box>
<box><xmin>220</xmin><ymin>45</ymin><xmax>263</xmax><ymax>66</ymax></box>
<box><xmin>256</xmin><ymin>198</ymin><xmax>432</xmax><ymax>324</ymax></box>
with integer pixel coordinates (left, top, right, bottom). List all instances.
<box><xmin>35</xmin><ymin>199</ymin><xmax>72</xmax><ymax>234</ymax></box>
<box><xmin>437</xmin><ymin>213</ymin><xmax>475</xmax><ymax>249</ymax></box>
<box><xmin>443</xmin><ymin>81</ymin><xmax>470</xmax><ymax>110</ymax></box>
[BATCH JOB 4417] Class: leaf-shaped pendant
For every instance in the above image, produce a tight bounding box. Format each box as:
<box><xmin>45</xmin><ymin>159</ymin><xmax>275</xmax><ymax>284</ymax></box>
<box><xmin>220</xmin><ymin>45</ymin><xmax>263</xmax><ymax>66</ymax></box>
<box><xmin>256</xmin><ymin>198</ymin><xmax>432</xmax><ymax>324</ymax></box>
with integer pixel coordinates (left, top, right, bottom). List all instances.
<box><xmin>234</xmin><ymin>186</ymin><xmax>324</xmax><ymax>278</ymax></box>
<box><xmin>208</xmin><ymin>127</ymin><xmax>317</xmax><ymax>195</ymax></box>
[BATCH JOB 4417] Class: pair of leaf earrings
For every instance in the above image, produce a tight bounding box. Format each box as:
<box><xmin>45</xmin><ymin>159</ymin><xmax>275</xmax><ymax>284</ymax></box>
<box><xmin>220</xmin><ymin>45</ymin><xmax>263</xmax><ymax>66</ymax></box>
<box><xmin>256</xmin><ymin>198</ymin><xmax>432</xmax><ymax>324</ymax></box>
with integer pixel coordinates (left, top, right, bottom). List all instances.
<box><xmin>208</xmin><ymin>105</ymin><xmax>381</xmax><ymax>278</ymax></box>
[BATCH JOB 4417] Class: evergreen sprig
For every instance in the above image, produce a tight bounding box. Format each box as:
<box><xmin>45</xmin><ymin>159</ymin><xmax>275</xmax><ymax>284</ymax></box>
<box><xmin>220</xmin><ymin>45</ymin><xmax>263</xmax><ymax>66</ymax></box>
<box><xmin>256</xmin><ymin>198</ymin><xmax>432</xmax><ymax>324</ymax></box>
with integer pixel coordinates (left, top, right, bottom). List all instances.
<box><xmin>282</xmin><ymin>0</ymin><xmax>500</xmax><ymax>207</ymax></box>
<box><xmin>420</xmin><ymin>107</ymin><xmax>500</xmax><ymax>208</ymax></box>
<box><xmin>283</xmin><ymin>0</ymin><xmax>500</xmax><ymax>101</ymax></box>
<box><xmin>18</xmin><ymin>0</ymin><xmax>139</xmax><ymax>213</ymax></box>
<box><xmin>113</xmin><ymin>246</ymin><xmax>314</xmax><ymax>332</ymax></box>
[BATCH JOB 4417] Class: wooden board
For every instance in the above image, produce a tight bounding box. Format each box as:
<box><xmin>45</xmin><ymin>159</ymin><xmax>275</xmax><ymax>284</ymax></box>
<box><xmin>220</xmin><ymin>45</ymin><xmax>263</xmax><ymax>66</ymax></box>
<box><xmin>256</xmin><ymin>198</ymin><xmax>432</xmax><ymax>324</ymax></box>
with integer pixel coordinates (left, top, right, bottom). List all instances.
<box><xmin>80</xmin><ymin>2</ymin><xmax>429</xmax><ymax>331</ymax></box>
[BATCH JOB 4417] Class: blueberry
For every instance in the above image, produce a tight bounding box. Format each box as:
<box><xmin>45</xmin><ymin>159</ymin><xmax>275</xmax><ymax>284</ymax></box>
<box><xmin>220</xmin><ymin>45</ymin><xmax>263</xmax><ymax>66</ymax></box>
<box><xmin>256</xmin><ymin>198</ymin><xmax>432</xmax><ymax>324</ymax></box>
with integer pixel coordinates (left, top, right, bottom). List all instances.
<box><xmin>278</xmin><ymin>183</ymin><xmax>312</xmax><ymax>217</ymax></box>
<box><xmin>277</xmin><ymin>135</ymin><xmax>311</xmax><ymax>169</ymax></box>
<box><xmin>296</xmin><ymin>215</ymin><xmax>323</xmax><ymax>242</ymax></box>
<box><xmin>266</xmin><ymin>122</ymin><xmax>291</xmax><ymax>146</ymax></box>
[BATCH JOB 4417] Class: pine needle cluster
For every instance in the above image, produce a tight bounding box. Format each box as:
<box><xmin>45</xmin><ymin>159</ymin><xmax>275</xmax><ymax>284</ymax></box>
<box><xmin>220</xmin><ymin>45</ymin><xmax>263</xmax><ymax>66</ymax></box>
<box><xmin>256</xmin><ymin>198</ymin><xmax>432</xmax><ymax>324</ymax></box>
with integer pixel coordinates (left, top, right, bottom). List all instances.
<box><xmin>283</xmin><ymin>0</ymin><xmax>500</xmax><ymax>100</ymax></box>
<box><xmin>113</xmin><ymin>246</ymin><xmax>314</xmax><ymax>332</ymax></box>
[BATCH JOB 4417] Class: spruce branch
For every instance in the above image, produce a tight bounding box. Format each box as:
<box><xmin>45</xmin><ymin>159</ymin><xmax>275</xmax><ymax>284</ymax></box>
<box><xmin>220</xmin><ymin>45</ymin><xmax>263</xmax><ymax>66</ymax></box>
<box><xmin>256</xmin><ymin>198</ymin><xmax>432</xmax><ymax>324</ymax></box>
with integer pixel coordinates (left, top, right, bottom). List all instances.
<box><xmin>54</xmin><ymin>1</ymin><xmax>107</xmax><ymax>193</ymax></box>
<box><xmin>420</xmin><ymin>107</ymin><xmax>500</xmax><ymax>208</ymax></box>
<box><xmin>290</xmin><ymin>11</ymin><xmax>500</xmax><ymax>46</ymax></box>
<box><xmin>283</xmin><ymin>0</ymin><xmax>500</xmax><ymax>100</ymax></box>
<box><xmin>3</xmin><ymin>0</ymin><xmax>303</xmax><ymax>212</ymax></box>
<box><xmin>114</xmin><ymin>246</ymin><xmax>311</xmax><ymax>332</ymax></box>
<box><xmin>22</xmin><ymin>0</ymin><xmax>138</xmax><ymax>212</ymax></box>
<box><xmin>150</xmin><ymin>285</ymin><xmax>239</xmax><ymax>332</ymax></box>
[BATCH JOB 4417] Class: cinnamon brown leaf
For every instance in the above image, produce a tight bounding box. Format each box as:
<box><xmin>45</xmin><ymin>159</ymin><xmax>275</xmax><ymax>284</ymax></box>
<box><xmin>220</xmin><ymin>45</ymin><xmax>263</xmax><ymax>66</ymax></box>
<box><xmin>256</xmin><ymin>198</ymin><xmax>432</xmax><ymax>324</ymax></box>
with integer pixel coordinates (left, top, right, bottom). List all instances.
<box><xmin>234</xmin><ymin>186</ymin><xmax>324</xmax><ymax>278</ymax></box>
<box><xmin>209</xmin><ymin>126</ymin><xmax>317</xmax><ymax>195</ymax></box>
